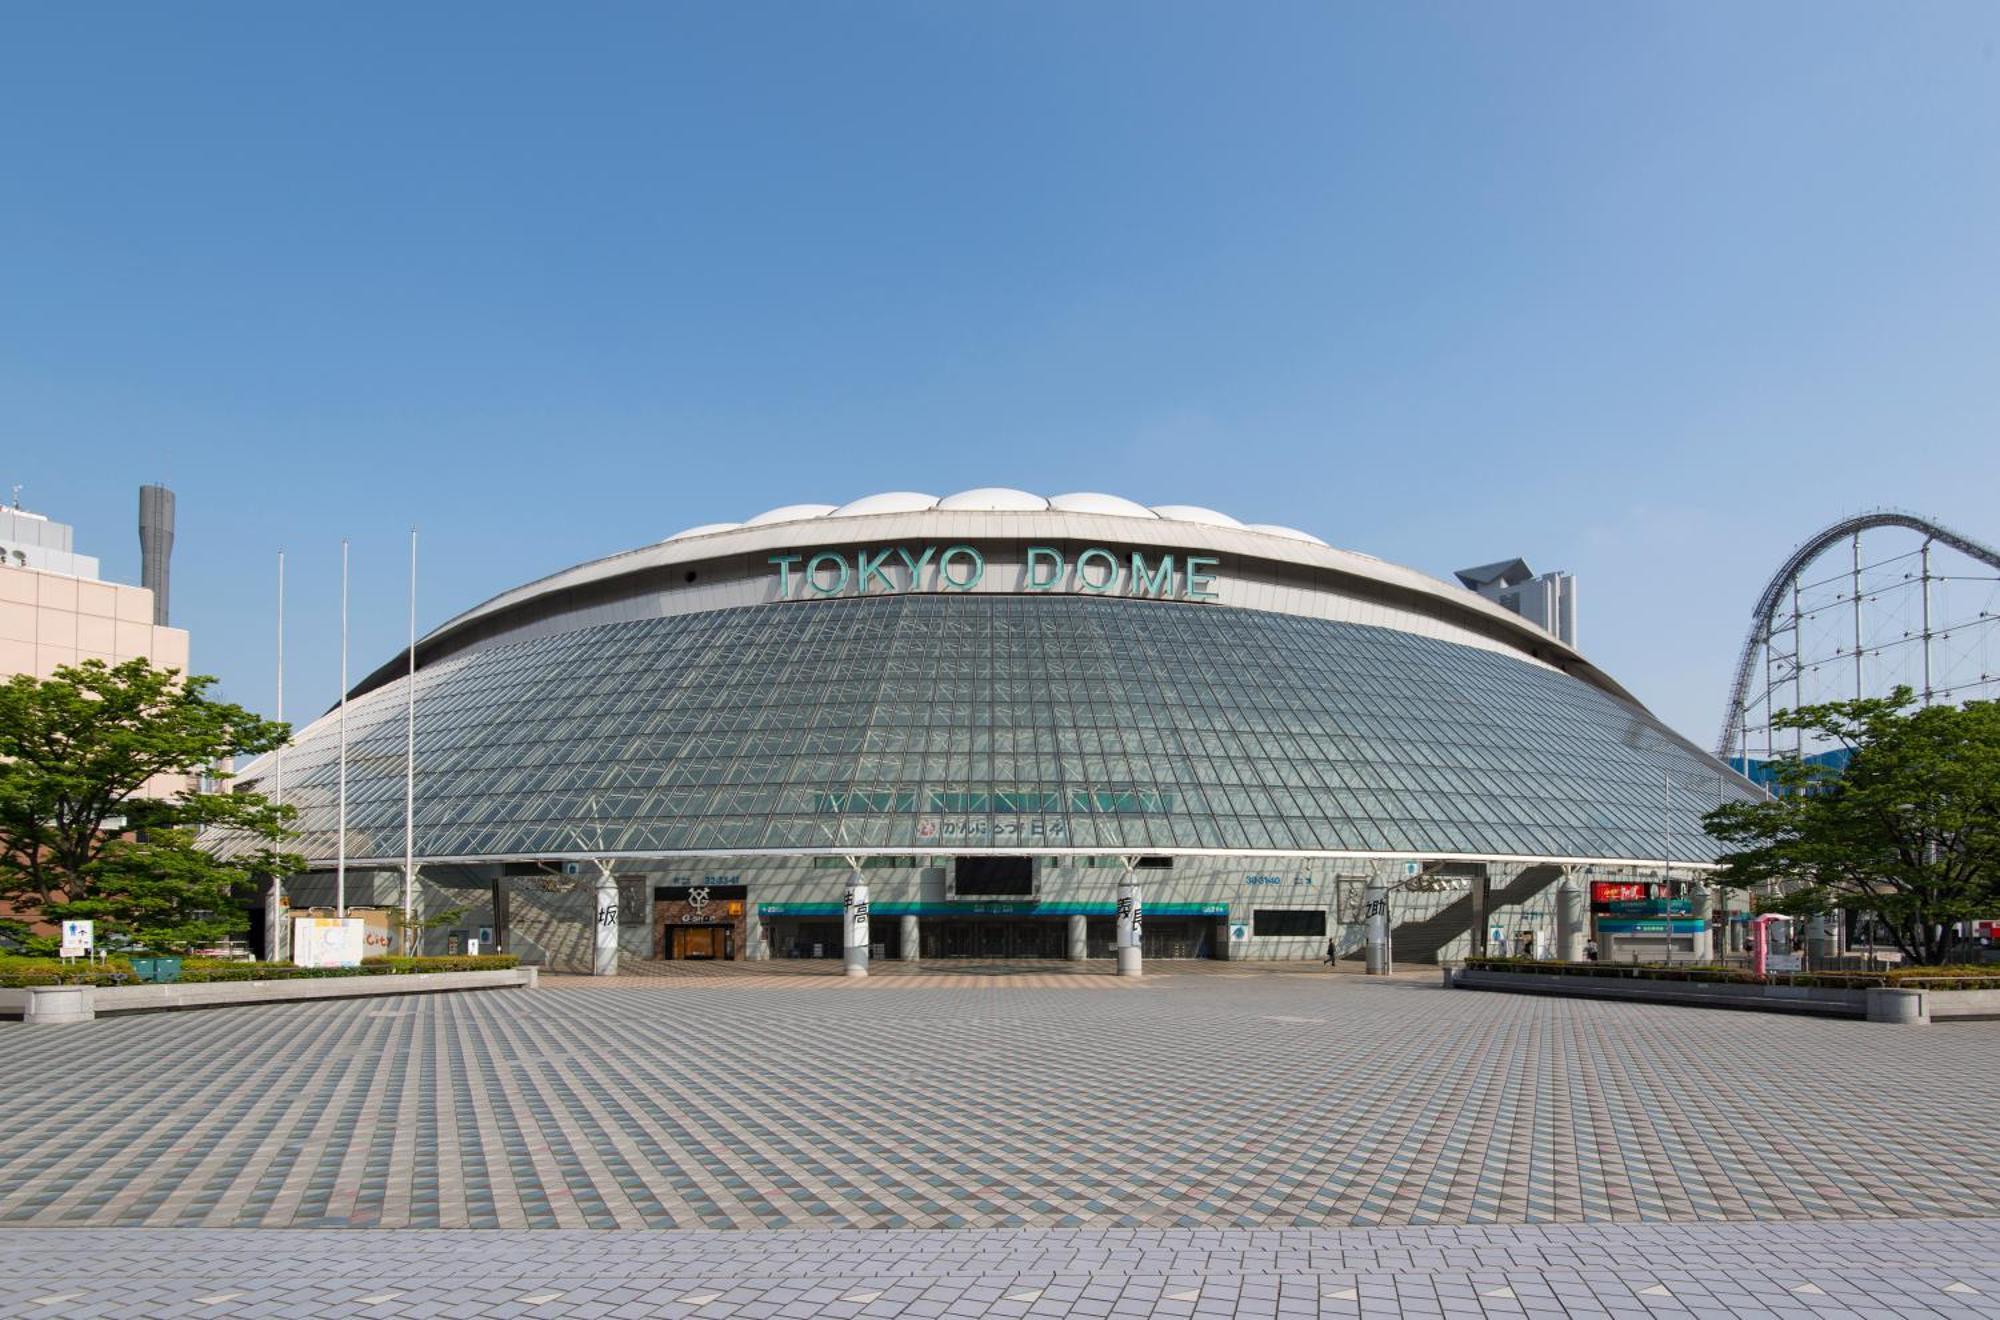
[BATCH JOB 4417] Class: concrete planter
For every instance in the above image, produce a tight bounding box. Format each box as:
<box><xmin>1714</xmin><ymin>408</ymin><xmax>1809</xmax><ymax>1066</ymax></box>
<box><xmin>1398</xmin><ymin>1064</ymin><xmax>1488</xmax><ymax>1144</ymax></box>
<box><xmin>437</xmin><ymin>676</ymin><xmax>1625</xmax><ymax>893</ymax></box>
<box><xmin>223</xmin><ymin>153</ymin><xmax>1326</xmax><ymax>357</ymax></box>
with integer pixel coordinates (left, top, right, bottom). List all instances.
<box><xmin>0</xmin><ymin>966</ymin><xmax>536</xmax><ymax>1024</ymax></box>
<box><xmin>1453</xmin><ymin>967</ymin><xmax>2000</xmax><ymax>1024</ymax></box>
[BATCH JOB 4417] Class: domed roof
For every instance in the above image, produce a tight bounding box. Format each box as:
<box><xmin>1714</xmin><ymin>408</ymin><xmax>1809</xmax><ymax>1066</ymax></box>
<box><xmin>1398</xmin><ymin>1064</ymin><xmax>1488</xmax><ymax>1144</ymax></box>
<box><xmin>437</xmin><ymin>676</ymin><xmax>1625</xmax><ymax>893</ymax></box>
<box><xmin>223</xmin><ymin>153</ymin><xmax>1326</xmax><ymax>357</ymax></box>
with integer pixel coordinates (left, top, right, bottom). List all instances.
<box><xmin>934</xmin><ymin>487</ymin><xmax>1049</xmax><ymax>512</ymax></box>
<box><xmin>1149</xmin><ymin>504</ymin><xmax>1244</xmax><ymax>529</ymax></box>
<box><xmin>667</xmin><ymin>489</ymin><xmax>1339</xmax><ymax>545</ymax></box>
<box><xmin>1048</xmin><ymin>492</ymin><xmax>1159</xmax><ymax>518</ymax></box>
<box><xmin>829</xmin><ymin>491</ymin><xmax>939</xmax><ymax>518</ymax></box>
<box><xmin>662</xmin><ymin>521</ymin><xmax>743</xmax><ymax>542</ymax></box>
<box><xmin>1244</xmin><ymin>523</ymin><xmax>1329</xmax><ymax>547</ymax></box>
<box><xmin>743</xmin><ymin>502</ymin><xmax>840</xmax><ymax>527</ymax></box>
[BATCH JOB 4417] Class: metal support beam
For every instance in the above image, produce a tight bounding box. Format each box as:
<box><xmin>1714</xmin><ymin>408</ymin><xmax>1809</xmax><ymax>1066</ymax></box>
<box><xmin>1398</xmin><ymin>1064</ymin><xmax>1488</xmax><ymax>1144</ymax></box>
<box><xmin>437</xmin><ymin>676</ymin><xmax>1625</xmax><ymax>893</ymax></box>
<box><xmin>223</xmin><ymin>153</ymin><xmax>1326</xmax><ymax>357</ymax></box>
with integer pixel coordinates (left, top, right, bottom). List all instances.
<box><xmin>1921</xmin><ymin>539</ymin><xmax>1934</xmax><ymax>703</ymax></box>
<box><xmin>1852</xmin><ymin>530</ymin><xmax>1864</xmax><ymax>701</ymax></box>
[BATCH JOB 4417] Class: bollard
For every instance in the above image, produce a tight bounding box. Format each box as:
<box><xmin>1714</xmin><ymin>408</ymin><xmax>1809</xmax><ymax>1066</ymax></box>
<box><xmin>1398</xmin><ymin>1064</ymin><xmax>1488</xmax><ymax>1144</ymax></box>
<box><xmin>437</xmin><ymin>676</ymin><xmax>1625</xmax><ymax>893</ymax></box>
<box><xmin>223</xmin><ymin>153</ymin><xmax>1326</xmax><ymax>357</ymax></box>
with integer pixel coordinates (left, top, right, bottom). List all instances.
<box><xmin>1865</xmin><ymin>987</ymin><xmax>1928</xmax><ymax>1025</ymax></box>
<box><xmin>22</xmin><ymin>985</ymin><xmax>95</xmax><ymax>1024</ymax></box>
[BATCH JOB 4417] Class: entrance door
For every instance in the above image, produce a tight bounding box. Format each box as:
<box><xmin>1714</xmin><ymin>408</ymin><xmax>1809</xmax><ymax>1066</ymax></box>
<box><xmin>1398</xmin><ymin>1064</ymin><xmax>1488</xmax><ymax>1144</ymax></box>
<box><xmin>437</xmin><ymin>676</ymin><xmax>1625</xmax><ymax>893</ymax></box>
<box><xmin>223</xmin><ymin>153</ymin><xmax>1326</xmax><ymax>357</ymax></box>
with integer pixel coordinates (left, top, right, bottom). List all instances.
<box><xmin>1143</xmin><ymin>919</ymin><xmax>1211</xmax><ymax>959</ymax></box>
<box><xmin>670</xmin><ymin>925</ymin><xmax>733</xmax><ymax>960</ymax></box>
<box><xmin>920</xmin><ymin>918</ymin><xmax>1067</xmax><ymax>958</ymax></box>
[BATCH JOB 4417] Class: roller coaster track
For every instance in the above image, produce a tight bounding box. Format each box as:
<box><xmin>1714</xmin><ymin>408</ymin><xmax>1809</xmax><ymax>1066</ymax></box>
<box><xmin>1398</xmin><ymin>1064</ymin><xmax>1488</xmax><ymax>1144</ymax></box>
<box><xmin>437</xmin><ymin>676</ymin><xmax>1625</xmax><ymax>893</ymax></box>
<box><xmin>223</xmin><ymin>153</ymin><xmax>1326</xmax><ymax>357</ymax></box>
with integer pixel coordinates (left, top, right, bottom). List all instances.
<box><xmin>1716</xmin><ymin>510</ymin><xmax>2000</xmax><ymax>760</ymax></box>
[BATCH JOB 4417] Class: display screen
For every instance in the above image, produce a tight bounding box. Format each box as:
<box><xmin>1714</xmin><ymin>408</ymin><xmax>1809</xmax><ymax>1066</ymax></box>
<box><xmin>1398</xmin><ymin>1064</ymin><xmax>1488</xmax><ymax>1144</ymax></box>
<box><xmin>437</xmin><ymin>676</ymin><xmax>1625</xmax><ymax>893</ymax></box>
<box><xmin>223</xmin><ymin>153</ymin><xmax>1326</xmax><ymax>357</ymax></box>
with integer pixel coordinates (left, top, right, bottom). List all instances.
<box><xmin>1590</xmin><ymin>881</ymin><xmax>1651</xmax><ymax>906</ymax></box>
<box><xmin>953</xmin><ymin>856</ymin><xmax>1034</xmax><ymax>897</ymax></box>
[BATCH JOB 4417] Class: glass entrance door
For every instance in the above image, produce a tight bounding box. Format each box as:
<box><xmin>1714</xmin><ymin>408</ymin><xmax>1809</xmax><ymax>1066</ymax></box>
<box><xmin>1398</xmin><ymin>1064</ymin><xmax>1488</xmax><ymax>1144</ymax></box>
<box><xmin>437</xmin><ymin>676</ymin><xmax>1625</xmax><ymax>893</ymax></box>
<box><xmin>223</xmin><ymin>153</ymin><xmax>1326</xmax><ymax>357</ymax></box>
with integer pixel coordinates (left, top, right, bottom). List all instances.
<box><xmin>669</xmin><ymin>924</ymin><xmax>734</xmax><ymax>960</ymax></box>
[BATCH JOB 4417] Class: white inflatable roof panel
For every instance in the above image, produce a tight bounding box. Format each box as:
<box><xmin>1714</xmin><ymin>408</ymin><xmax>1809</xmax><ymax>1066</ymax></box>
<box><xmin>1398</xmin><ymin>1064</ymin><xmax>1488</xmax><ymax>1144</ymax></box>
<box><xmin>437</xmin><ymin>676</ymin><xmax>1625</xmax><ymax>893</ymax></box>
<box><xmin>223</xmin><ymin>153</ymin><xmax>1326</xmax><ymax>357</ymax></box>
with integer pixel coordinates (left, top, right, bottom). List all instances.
<box><xmin>743</xmin><ymin>503</ymin><xmax>840</xmax><ymax>527</ymax></box>
<box><xmin>1244</xmin><ymin>523</ymin><xmax>1330</xmax><ymax>547</ymax></box>
<box><xmin>935</xmin><ymin>487</ymin><xmax>1049</xmax><ymax>511</ymax></box>
<box><xmin>663</xmin><ymin>522</ymin><xmax>743</xmax><ymax>542</ymax></box>
<box><xmin>1048</xmin><ymin>491</ymin><xmax>1159</xmax><ymax>518</ymax></box>
<box><xmin>1151</xmin><ymin>504</ymin><xmax>1244</xmax><ymax>529</ymax></box>
<box><xmin>828</xmin><ymin>491</ymin><xmax>941</xmax><ymax>518</ymax></box>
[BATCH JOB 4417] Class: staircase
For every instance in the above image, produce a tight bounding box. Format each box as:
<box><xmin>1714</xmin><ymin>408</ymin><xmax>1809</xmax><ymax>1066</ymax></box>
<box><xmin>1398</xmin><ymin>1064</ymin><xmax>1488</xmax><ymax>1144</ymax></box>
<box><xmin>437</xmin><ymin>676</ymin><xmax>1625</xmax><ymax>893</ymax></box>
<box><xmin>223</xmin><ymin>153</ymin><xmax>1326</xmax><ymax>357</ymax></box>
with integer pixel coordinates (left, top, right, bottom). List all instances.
<box><xmin>1367</xmin><ymin>863</ymin><xmax>1566</xmax><ymax>965</ymax></box>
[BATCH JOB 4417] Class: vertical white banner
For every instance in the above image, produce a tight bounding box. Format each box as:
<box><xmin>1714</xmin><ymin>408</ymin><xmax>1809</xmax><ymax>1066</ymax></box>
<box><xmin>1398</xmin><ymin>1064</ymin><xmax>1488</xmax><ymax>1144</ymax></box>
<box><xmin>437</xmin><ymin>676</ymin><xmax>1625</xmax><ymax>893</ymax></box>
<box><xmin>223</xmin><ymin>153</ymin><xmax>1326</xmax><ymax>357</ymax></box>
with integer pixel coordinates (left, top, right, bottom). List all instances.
<box><xmin>1116</xmin><ymin>878</ymin><xmax>1142</xmax><ymax>976</ymax></box>
<box><xmin>842</xmin><ymin>881</ymin><xmax>870</xmax><ymax>977</ymax></box>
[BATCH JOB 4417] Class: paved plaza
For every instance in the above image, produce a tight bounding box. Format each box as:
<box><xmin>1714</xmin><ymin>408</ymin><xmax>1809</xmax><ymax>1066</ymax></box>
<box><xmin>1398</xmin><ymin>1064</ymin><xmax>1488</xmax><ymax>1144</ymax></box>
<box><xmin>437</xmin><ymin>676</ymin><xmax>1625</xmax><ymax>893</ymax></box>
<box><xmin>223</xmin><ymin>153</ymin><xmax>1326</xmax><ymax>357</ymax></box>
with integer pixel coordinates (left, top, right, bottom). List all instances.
<box><xmin>2</xmin><ymin>966</ymin><xmax>1997</xmax><ymax>1316</ymax></box>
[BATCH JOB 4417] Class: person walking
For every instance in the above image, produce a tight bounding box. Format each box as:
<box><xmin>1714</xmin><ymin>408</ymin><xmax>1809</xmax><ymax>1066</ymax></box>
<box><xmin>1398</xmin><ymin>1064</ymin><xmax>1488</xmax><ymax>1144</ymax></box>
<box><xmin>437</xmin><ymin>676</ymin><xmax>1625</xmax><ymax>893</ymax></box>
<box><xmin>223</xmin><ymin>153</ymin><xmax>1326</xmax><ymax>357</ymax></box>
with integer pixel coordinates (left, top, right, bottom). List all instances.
<box><xmin>1324</xmin><ymin>936</ymin><xmax>1338</xmax><ymax>967</ymax></box>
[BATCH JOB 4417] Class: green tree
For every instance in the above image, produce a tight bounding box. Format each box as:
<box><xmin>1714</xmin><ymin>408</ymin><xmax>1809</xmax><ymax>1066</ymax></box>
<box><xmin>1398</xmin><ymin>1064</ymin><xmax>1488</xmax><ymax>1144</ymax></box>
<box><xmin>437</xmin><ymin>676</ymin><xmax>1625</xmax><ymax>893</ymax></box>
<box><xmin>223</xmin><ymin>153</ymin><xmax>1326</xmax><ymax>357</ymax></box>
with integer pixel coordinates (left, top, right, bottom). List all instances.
<box><xmin>0</xmin><ymin>657</ymin><xmax>299</xmax><ymax>952</ymax></box>
<box><xmin>1701</xmin><ymin>688</ymin><xmax>2000</xmax><ymax>964</ymax></box>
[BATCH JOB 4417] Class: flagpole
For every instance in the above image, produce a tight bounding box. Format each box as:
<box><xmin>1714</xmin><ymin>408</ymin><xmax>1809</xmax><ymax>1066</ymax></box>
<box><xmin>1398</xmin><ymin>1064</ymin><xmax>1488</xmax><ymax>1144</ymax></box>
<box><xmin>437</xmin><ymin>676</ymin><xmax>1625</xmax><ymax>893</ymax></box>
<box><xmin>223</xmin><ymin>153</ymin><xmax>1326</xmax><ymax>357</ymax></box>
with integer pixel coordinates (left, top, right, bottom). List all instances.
<box><xmin>273</xmin><ymin>549</ymin><xmax>287</xmax><ymax>961</ymax></box>
<box><xmin>403</xmin><ymin>526</ymin><xmax>417</xmax><ymax>953</ymax></box>
<box><xmin>273</xmin><ymin>550</ymin><xmax>285</xmax><ymax>811</ymax></box>
<box><xmin>336</xmin><ymin>538</ymin><xmax>349</xmax><ymax>920</ymax></box>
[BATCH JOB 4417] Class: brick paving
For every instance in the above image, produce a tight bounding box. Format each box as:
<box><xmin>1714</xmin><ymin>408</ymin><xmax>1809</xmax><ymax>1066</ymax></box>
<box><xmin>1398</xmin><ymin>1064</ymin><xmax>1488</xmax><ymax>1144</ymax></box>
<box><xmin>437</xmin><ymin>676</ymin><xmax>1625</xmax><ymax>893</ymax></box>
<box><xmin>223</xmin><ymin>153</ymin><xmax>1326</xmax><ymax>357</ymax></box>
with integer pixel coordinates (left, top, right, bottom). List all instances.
<box><xmin>2</xmin><ymin>967</ymin><xmax>1997</xmax><ymax>1315</ymax></box>
<box><xmin>0</xmin><ymin>1218</ymin><xmax>1995</xmax><ymax>1318</ymax></box>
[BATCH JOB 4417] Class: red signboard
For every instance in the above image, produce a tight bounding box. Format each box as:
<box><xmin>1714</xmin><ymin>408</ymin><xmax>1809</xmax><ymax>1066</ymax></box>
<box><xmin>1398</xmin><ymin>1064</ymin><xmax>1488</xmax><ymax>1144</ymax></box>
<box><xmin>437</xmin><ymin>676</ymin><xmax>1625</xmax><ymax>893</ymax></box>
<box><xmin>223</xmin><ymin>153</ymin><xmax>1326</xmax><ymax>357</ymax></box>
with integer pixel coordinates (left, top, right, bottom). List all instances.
<box><xmin>1591</xmin><ymin>881</ymin><xmax>1651</xmax><ymax>906</ymax></box>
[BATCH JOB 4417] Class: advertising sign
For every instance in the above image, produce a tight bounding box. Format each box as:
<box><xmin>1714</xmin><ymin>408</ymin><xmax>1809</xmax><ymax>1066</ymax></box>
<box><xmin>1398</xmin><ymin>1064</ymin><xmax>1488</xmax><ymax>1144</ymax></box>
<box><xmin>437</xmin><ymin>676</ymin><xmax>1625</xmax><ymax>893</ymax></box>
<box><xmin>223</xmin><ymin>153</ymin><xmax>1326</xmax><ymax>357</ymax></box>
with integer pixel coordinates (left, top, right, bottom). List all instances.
<box><xmin>60</xmin><ymin>919</ymin><xmax>93</xmax><ymax>958</ymax></box>
<box><xmin>356</xmin><ymin>909</ymin><xmax>394</xmax><ymax>957</ymax></box>
<box><xmin>1601</xmin><ymin>897</ymin><xmax>1692</xmax><ymax>917</ymax></box>
<box><xmin>292</xmin><ymin>917</ymin><xmax>365</xmax><ymax>969</ymax></box>
<box><xmin>1590</xmin><ymin>881</ymin><xmax>1652</xmax><ymax>909</ymax></box>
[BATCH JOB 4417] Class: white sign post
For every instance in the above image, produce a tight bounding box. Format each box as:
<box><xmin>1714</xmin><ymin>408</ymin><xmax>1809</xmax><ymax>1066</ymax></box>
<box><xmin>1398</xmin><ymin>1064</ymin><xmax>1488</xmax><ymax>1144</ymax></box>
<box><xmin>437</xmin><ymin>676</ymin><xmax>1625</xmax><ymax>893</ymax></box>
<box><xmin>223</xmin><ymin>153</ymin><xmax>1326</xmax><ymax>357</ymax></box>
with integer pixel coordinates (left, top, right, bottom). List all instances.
<box><xmin>60</xmin><ymin>919</ymin><xmax>93</xmax><ymax>959</ymax></box>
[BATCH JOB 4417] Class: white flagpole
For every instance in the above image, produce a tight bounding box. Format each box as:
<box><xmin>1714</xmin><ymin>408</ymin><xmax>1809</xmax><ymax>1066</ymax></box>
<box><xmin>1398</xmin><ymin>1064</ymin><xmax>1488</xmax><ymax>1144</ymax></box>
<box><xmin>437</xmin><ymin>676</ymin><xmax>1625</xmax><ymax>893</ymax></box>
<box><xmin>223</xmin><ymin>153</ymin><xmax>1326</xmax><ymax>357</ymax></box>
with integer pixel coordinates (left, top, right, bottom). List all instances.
<box><xmin>273</xmin><ymin>549</ymin><xmax>287</xmax><ymax>962</ymax></box>
<box><xmin>336</xmin><ymin>538</ymin><xmax>349</xmax><ymax>919</ymax></box>
<box><xmin>403</xmin><ymin>526</ymin><xmax>417</xmax><ymax>953</ymax></box>
<box><xmin>274</xmin><ymin>549</ymin><xmax>285</xmax><ymax>809</ymax></box>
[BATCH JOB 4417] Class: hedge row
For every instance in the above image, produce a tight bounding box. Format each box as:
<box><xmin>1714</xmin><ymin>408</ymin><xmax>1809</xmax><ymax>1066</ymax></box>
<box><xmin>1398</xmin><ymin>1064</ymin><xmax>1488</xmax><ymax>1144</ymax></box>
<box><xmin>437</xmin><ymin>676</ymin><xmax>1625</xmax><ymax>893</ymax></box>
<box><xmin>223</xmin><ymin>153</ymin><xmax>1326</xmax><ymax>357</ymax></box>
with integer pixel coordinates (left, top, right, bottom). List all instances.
<box><xmin>178</xmin><ymin>954</ymin><xmax>519</xmax><ymax>983</ymax></box>
<box><xmin>1460</xmin><ymin>956</ymin><xmax>2000</xmax><ymax>991</ymax></box>
<box><xmin>4</xmin><ymin>953</ymin><xmax>521</xmax><ymax>988</ymax></box>
<box><xmin>0</xmin><ymin>956</ymin><xmax>137</xmax><ymax>988</ymax></box>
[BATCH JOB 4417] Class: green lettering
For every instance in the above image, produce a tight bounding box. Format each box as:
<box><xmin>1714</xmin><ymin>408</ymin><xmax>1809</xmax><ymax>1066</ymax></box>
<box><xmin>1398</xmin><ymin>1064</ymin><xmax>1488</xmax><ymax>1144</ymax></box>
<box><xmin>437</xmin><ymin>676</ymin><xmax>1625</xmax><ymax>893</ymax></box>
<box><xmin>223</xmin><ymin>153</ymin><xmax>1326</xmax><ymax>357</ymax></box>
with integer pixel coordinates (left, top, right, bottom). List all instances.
<box><xmin>1076</xmin><ymin>547</ymin><xmax>1119</xmax><ymax>593</ymax></box>
<box><xmin>1025</xmin><ymin>546</ymin><xmax>1064</xmax><ymax>591</ymax></box>
<box><xmin>939</xmin><ymin>544</ymin><xmax>984</xmax><ymax>590</ymax></box>
<box><xmin>894</xmin><ymin>545</ymin><xmax>936</xmax><ymax>590</ymax></box>
<box><xmin>769</xmin><ymin>554</ymin><xmax>802</xmax><ymax>598</ymax></box>
<box><xmin>856</xmin><ymin>547</ymin><xmax>895</xmax><ymax>593</ymax></box>
<box><xmin>1129</xmin><ymin>551</ymin><xmax>1174</xmax><ymax>597</ymax></box>
<box><xmin>806</xmin><ymin>551</ymin><xmax>851</xmax><ymax>595</ymax></box>
<box><xmin>1185</xmin><ymin>556</ymin><xmax>1219</xmax><ymax>600</ymax></box>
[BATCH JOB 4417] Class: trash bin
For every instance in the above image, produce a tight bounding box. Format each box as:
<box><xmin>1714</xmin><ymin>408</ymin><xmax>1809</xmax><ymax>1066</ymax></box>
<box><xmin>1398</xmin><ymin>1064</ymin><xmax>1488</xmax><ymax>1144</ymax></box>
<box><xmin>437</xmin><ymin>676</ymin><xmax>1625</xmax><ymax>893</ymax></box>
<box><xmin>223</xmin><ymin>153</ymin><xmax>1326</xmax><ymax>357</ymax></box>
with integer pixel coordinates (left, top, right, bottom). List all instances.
<box><xmin>128</xmin><ymin>955</ymin><xmax>183</xmax><ymax>984</ymax></box>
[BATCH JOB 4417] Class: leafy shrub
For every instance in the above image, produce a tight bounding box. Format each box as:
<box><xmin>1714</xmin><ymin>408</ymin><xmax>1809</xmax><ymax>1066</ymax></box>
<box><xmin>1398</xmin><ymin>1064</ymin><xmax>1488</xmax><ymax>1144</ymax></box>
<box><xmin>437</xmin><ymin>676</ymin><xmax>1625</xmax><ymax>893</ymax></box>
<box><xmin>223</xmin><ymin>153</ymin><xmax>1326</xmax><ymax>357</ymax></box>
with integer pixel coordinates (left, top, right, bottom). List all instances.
<box><xmin>0</xmin><ymin>955</ymin><xmax>137</xmax><ymax>988</ymax></box>
<box><xmin>176</xmin><ymin>954</ymin><xmax>518</xmax><ymax>983</ymax></box>
<box><xmin>363</xmin><ymin>954</ymin><xmax>519</xmax><ymax>973</ymax></box>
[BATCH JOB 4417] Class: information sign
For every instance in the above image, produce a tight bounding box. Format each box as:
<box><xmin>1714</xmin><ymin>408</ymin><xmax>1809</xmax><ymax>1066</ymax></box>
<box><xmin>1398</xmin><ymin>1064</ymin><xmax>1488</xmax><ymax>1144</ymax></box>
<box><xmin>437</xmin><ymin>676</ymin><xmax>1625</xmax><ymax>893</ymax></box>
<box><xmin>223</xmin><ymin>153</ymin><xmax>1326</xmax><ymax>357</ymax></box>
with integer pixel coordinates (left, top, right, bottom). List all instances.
<box><xmin>60</xmin><ymin>919</ymin><xmax>93</xmax><ymax>958</ymax></box>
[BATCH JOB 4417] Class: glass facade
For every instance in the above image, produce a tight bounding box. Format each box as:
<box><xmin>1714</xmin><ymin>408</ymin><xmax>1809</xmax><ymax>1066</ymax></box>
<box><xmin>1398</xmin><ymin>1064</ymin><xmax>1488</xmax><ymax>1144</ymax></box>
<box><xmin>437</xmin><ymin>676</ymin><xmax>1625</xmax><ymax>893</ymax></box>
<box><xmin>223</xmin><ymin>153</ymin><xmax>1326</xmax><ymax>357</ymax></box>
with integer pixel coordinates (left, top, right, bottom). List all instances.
<box><xmin>262</xmin><ymin>595</ymin><xmax>1752</xmax><ymax>865</ymax></box>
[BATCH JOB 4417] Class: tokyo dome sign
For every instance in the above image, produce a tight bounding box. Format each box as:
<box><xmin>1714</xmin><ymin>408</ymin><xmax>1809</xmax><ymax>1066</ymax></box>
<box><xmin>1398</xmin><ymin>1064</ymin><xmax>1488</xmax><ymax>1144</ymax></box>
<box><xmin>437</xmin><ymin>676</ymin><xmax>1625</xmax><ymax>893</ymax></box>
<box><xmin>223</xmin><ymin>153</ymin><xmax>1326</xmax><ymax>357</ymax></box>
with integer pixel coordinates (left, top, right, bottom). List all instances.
<box><xmin>770</xmin><ymin>544</ymin><xmax>1221</xmax><ymax>601</ymax></box>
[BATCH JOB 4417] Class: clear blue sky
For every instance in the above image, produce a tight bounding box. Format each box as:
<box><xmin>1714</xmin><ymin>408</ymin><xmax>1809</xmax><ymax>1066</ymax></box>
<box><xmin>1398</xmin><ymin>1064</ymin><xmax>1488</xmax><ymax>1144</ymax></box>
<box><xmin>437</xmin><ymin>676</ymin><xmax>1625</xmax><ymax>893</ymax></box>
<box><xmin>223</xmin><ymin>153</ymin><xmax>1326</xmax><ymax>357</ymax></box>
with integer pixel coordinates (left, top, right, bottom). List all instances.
<box><xmin>3</xmin><ymin>2</ymin><xmax>1996</xmax><ymax>748</ymax></box>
